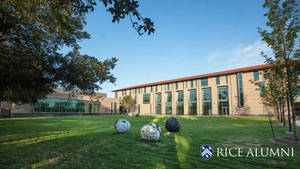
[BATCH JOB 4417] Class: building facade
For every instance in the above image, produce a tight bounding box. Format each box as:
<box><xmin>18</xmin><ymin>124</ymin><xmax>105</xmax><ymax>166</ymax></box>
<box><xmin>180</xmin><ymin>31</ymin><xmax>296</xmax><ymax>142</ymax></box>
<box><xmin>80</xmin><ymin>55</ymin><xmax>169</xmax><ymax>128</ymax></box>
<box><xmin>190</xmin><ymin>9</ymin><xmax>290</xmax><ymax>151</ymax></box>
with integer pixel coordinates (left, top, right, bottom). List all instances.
<box><xmin>0</xmin><ymin>88</ymin><xmax>118</xmax><ymax>117</ymax></box>
<box><xmin>113</xmin><ymin>64</ymin><xmax>300</xmax><ymax>116</ymax></box>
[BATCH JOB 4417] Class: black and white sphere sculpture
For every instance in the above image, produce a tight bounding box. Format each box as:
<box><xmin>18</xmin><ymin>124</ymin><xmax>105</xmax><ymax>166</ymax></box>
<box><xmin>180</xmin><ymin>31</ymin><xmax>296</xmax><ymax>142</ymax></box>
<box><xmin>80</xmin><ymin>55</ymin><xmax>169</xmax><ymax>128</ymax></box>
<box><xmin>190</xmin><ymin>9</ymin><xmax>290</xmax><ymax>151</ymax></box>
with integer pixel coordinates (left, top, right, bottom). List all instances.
<box><xmin>114</xmin><ymin>119</ymin><xmax>130</xmax><ymax>133</ymax></box>
<box><xmin>165</xmin><ymin>118</ymin><xmax>180</xmax><ymax>132</ymax></box>
<box><xmin>141</xmin><ymin>122</ymin><xmax>162</xmax><ymax>141</ymax></box>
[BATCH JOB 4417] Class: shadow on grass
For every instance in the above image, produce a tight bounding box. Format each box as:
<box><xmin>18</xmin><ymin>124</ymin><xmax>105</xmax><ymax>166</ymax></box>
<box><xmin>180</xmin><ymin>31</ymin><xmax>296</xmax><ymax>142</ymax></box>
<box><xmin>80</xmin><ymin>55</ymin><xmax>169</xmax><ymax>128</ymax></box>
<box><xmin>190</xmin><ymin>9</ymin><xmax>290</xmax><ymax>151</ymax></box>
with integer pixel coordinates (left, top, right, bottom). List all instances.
<box><xmin>1</xmin><ymin>115</ymin><xmax>300</xmax><ymax>168</ymax></box>
<box><xmin>0</xmin><ymin>115</ymin><xmax>182</xmax><ymax>169</ymax></box>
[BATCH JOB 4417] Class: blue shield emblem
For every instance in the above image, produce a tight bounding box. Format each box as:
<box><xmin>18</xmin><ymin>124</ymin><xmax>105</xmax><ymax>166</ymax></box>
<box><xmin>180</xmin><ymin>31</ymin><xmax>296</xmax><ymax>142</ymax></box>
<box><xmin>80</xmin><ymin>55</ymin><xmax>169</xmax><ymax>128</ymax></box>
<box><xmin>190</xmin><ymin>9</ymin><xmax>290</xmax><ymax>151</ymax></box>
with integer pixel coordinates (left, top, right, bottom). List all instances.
<box><xmin>201</xmin><ymin>145</ymin><xmax>213</xmax><ymax>160</ymax></box>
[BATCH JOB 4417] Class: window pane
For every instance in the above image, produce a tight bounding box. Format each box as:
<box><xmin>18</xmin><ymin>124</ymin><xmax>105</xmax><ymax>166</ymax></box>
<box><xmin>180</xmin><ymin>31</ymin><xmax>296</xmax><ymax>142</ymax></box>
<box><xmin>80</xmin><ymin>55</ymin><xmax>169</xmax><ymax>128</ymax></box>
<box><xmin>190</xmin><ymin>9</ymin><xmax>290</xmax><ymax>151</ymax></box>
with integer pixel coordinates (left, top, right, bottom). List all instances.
<box><xmin>218</xmin><ymin>87</ymin><xmax>228</xmax><ymax>100</ymax></box>
<box><xmin>166</xmin><ymin>92</ymin><xmax>172</xmax><ymax>102</ymax></box>
<box><xmin>203</xmin><ymin>102</ymin><xmax>212</xmax><ymax>115</ymax></box>
<box><xmin>189</xmin><ymin>90</ymin><xmax>197</xmax><ymax>102</ymax></box>
<box><xmin>166</xmin><ymin>103</ymin><xmax>172</xmax><ymax>115</ymax></box>
<box><xmin>189</xmin><ymin>103</ymin><xmax>197</xmax><ymax>115</ymax></box>
<box><xmin>201</xmin><ymin>79</ymin><xmax>208</xmax><ymax>87</ymax></box>
<box><xmin>238</xmin><ymin>73</ymin><xmax>244</xmax><ymax>107</ymax></box>
<box><xmin>260</xmin><ymin>82</ymin><xmax>265</xmax><ymax>97</ymax></box>
<box><xmin>218</xmin><ymin>101</ymin><xmax>229</xmax><ymax>115</ymax></box>
<box><xmin>176</xmin><ymin>103</ymin><xmax>184</xmax><ymax>115</ymax></box>
<box><xmin>203</xmin><ymin>89</ymin><xmax>212</xmax><ymax>101</ymax></box>
<box><xmin>143</xmin><ymin>94</ymin><xmax>150</xmax><ymax>104</ymax></box>
<box><xmin>254</xmin><ymin>71</ymin><xmax>259</xmax><ymax>81</ymax></box>
<box><xmin>165</xmin><ymin>93</ymin><xmax>172</xmax><ymax>115</ymax></box>
<box><xmin>177</xmin><ymin>91</ymin><xmax>184</xmax><ymax>102</ymax></box>
<box><xmin>156</xmin><ymin>93</ymin><xmax>161</xmax><ymax>114</ymax></box>
<box><xmin>216</xmin><ymin>76</ymin><xmax>220</xmax><ymax>85</ymax></box>
<box><xmin>226</xmin><ymin>75</ymin><xmax>228</xmax><ymax>84</ymax></box>
<box><xmin>156</xmin><ymin>93</ymin><xmax>161</xmax><ymax>103</ymax></box>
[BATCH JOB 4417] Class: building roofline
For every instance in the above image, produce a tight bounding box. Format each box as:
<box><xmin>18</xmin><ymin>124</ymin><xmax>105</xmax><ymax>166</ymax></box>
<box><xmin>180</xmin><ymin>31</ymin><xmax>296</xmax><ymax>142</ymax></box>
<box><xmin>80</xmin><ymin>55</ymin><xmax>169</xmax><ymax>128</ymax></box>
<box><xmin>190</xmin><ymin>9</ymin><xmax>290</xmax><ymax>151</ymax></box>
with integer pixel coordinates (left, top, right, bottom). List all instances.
<box><xmin>112</xmin><ymin>63</ymin><xmax>270</xmax><ymax>92</ymax></box>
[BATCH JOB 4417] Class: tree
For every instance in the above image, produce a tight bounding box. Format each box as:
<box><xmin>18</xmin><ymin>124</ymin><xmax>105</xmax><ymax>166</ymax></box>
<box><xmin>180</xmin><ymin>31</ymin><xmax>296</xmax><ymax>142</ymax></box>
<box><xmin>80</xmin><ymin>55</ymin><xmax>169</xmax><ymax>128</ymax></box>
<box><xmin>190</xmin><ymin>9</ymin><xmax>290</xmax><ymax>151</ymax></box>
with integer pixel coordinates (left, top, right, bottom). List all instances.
<box><xmin>121</xmin><ymin>95</ymin><xmax>135</xmax><ymax>114</ymax></box>
<box><xmin>0</xmin><ymin>0</ymin><xmax>154</xmax><ymax>114</ymax></box>
<box><xmin>258</xmin><ymin>0</ymin><xmax>300</xmax><ymax>140</ymax></box>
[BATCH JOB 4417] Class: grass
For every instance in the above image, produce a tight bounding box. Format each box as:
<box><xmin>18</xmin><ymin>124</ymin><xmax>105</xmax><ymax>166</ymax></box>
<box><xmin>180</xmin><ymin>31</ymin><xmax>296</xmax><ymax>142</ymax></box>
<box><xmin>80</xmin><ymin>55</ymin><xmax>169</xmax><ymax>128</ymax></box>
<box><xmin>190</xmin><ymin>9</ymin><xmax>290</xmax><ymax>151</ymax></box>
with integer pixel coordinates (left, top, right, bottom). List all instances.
<box><xmin>0</xmin><ymin>115</ymin><xmax>300</xmax><ymax>169</ymax></box>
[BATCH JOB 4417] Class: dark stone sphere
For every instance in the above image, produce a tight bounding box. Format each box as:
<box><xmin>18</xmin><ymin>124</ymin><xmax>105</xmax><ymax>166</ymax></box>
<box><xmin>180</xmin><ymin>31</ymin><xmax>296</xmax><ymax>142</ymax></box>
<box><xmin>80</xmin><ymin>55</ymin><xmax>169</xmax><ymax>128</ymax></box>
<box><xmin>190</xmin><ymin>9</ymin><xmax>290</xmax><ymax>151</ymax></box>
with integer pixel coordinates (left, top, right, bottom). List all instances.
<box><xmin>165</xmin><ymin>118</ymin><xmax>180</xmax><ymax>132</ymax></box>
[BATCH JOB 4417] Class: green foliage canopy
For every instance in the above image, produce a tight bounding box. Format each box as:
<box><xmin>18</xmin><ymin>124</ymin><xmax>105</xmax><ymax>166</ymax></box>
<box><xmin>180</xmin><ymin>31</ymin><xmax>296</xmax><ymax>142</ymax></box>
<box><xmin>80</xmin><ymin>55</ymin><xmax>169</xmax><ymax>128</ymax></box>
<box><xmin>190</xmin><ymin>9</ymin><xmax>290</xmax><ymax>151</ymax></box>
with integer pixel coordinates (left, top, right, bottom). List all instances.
<box><xmin>0</xmin><ymin>0</ymin><xmax>154</xmax><ymax>104</ymax></box>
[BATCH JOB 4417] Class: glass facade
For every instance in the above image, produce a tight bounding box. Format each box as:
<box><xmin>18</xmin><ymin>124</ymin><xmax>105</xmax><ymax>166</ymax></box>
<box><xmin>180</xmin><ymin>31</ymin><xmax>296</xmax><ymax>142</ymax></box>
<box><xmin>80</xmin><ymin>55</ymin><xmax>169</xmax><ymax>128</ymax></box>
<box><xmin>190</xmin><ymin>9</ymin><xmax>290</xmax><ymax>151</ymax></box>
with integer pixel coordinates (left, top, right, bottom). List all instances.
<box><xmin>189</xmin><ymin>90</ymin><xmax>197</xmax><ymax>115</ymax></box>
<box><xmin>202</xmin><ymin>88</ymin><xmax>212</xmax><ymax>115</ymax></box>
<box><xmin>201</xmin><ymin>79</ymin><xmax>208</xmax><ymax>87</ymax></box>
<box><xmin>165</xmin><ymin>92</ymin><xmax>172</xmax><ymax>115</ymax></box>
<box><xmin>156</xmin><ymin>93</ymin><xmax>162</xmax><ymax>114</ymax></box>
<box><xmin>254</xmin><ymin>71</ymin><xmax>259</xmax><ymax>81</ymax></box>
<box><xmin>176</xmin><ymin>91</ymin><xmax>184</xmax><ymax>115</ymax></box>
<box><xmin>143</xmin><ymin>94</ymin><xmax>150</xmax><ymax>104</ymax></box>
<box><xmin>218</xmin><ymin>87</ymin><xmax>229</xmax><ymax>115</ymax></box>
<box><xmin>237</xmin><ymin>73</ymin><xmax>244</xmax><ymax>107</ymax></box>
<box><xmin>33</xmin><ymin>98</ymin><xmax>100</xmax><ymax>113</ymax></box>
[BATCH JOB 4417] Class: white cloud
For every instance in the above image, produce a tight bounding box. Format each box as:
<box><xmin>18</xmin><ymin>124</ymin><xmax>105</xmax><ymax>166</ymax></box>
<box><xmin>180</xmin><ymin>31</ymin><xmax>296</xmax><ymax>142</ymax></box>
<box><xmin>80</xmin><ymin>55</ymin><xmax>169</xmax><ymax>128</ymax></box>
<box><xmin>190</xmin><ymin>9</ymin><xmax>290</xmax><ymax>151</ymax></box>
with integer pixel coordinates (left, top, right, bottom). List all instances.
<box><xmin>206</xmin><ymin>40</ymin><xmax>273</xmax><ymax>70</ymax></box>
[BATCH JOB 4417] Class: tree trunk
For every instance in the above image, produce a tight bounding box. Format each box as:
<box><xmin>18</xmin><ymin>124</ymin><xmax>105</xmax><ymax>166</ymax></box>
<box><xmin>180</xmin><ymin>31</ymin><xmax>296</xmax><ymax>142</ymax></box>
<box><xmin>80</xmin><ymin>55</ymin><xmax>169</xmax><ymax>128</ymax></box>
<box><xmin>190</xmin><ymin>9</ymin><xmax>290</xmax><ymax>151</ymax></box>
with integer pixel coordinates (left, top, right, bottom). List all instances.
<box><xmin>284</xmin><ymin>60</ymin><xmax>298</xmax><ymax>140</ymax></box>
<box><xmin>286</xmin><ymin>93</ymin><xmax>292</xmax><ymax>132</ymax></box>
<box><xmin>290</xmin><ymin>98</ymin><xmax>298</xmax><ymax>141</ymax></box>
<box><xmin>279</xmin><ymin>100</ymin><xmax>283</xmax><ymax>123</ymax></box>
<box><xmin>276</xmin><ymin>105</ymin><xmax>280</xmax><ymax>121</ymax></box>
<box><xmin>282</xmin><ymin>99</ymin><xmax>286</xmax><ymax>126</ymax></box>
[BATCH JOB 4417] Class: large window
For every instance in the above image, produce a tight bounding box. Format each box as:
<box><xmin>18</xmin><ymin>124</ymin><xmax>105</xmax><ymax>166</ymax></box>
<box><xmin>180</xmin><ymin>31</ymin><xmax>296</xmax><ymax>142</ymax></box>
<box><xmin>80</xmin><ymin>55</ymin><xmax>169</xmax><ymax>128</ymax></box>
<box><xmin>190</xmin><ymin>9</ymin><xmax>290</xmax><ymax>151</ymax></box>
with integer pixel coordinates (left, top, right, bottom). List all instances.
<box><xmin>202</xmin><ymin>88</ymin><xmax>212</xmax><ymax>115</ymax></box>
<box><xmin>189</xmin><ymin>90</ymin><xmax>197</xmax><ymax>115</ymax></box>
<box><xmin>218</xmin><ymin>87</ymin><xmax>229</xmax><ymax>115</ymax></box>
<box><xmin>143</xmin><ymin>94</ymin><xmax>150</xmax><ymax>104</ymax></box>
<box><xmin>155</xmin><ymin>93</ymin><xmax>162</xmax><ymax>114</ymax></box>
<box><xmin>165</xmin><ymin>92</ymin><xmax>172</xmax><ymax>115</ymax></box>
<box><xmin>190</xmin><ymin>80</ymin><xmax>194</xmax><ymax>88</ymax></box>
<box><xmin>176</xmin><ymin>91</ymin><xmax>184</xmax><ymax>115</ymax></box>
<box><xmin>33</xmin><ymin>98</ymin><xmax>100</xmax><ymax>113</ymax></box>
<box><xmin>254</xmin><ymin>71</ymin><xmax>259</xmax><ymax>81</ymax></box>
<box><xmin>201</xmin><ymin>78</ymin><xmax>208</xmax><ymax>87</ymax></box>
<box><xmin>237</xmin><ymin>73</ymin><xmax>244</xmax><ymax>107</ymax></box>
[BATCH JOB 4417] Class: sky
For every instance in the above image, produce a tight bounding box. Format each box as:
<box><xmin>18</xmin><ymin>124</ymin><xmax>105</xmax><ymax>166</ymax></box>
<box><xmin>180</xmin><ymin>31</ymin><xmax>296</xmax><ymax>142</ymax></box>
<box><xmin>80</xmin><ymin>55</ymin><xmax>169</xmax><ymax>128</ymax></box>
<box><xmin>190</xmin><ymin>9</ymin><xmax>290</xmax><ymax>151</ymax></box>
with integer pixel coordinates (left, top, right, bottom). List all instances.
<box><xmin>77</xmin><ymin>0</ymin><xmax>274</xmax><ymax>97</ymax></box>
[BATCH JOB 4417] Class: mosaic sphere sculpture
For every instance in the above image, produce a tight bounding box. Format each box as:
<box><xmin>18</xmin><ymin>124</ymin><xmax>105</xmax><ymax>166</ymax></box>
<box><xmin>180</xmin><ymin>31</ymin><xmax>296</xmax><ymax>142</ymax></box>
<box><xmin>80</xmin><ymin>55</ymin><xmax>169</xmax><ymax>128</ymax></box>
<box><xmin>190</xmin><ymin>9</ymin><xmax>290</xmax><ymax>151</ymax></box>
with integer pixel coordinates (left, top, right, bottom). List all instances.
<box><xmin>114</xmin><ymin>119</ymin><xmax>130</xmax><ymax>133</ymax></box>
<box><xmin>165</xmin><ymin>118</ymin><xmax>180</xmax><ymax>132</ymax></box>
<box><xmin>141</xmin><ymin>122</ymin><xmax>162</xmax><ymax>141</ymax></box>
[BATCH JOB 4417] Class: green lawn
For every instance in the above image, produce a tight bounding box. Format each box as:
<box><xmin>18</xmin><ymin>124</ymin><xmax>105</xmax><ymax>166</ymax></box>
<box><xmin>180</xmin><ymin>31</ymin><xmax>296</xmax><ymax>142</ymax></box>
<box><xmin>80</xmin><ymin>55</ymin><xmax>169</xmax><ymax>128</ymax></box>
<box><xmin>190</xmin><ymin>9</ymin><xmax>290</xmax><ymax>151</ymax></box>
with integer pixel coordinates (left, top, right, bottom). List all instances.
<box><xmin>0</xmin><ymin>115</ymin><xmax>299</xmax><ymax>169</ymax></box>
